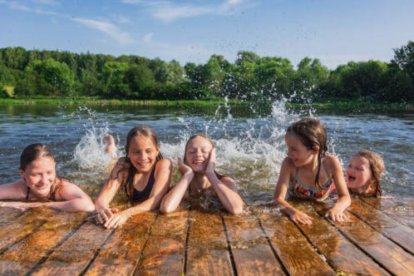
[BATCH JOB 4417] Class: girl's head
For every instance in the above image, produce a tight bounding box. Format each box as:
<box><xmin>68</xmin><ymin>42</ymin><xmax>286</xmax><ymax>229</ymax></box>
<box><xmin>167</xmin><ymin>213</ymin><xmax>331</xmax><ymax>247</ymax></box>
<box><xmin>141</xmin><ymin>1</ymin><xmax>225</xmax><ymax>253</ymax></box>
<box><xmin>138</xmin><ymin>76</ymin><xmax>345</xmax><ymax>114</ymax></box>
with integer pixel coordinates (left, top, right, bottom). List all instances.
<box><xmin>19</xmin><ymin>143</ymin><xmax>57</xmax><ymax>198</ymax></box>
<box><xmin>184</xmin><ymin>135</ymin><xmax>214</xmax><ymax>173</ymax></box>
<box><xmin>346</xmin><ymin>150</ymin><xmax>385</xmax><ymax>197</ymax></box>
<box><xmin>285</xmin><ymin>118</ymin><xmax>327</xmax><ymax>185</ymax></box>
<box><xmin>125</xmin><ymin>125</ymin><xmax>162</xmax><ymax>173</ymax></box>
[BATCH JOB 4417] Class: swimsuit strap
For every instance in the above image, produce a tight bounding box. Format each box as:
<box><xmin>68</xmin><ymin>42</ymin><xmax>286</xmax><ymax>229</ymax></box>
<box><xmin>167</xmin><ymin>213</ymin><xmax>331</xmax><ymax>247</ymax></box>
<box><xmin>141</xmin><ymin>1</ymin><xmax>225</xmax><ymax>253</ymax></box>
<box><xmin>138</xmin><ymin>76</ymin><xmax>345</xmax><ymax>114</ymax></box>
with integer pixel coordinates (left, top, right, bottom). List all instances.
<box><xmin>294</xmin><ymin>168</ymin><xmax>333</xmax><ymax>190</ymax></box>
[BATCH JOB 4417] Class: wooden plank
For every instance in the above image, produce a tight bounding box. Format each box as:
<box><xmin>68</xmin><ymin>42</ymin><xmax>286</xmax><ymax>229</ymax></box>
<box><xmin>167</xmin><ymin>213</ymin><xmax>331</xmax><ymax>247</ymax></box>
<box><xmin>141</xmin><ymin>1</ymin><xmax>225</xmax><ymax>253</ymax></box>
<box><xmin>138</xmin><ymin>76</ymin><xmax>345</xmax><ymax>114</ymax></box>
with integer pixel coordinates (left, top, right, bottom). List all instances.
<box><xmin>361</xmin><ymin>197</ymin><xmax>414</xmax><ymax>228</ymax></box>
<box><xmin>0</xmin><ymin>207</ymin><xmax>24</xmax><ymax>224</ymax></box>
<box><xmin>84</xmin><ymin>212</ymin><xmax>157</xmax><ymax>276</ymax></box>
<box><xmin>31</xmin><ymin>221</ymin><xmax>113</xmax><ymax>275</ymax></box>
<box><xmin>349</xmin><ymin>197</ymin><xmax>414</xmax><ymax>255</ymax></box>
<box><xmin>135</xmin><ymin>210</ymin><xmax>188</xmax><ymax>275</ymax></box>
<box><xmin>0</xmin><ymin>208</ymin><xmax>49</xmax><ymax>254</ymax></box>
<box><xmin>256</xmin><ymin>207</ymin><xmax>336</xmax><ymax>275</ymax></box>
<box><xmin>223</xmin><ymin>212</ymin><xmax>285</xmax><ymax>275</ymax></box>
<box><xmin>313</xmin><ymin>203</ymin><xmax>414</xmax><ymax>275</ymax></box>
<box><xmin>291</xmin><ymin>201</ymin><xmax>389</xmax><ymax>275</ymax></box>
<box><xmin>186</xmin><ymin>210</ymin><xmax>233</xmax><ymax>276</ymax></box>
<box><xmin>0</xmin><ymin>212</ymin><xmax>86</xmax><ymax>275</ymax></box>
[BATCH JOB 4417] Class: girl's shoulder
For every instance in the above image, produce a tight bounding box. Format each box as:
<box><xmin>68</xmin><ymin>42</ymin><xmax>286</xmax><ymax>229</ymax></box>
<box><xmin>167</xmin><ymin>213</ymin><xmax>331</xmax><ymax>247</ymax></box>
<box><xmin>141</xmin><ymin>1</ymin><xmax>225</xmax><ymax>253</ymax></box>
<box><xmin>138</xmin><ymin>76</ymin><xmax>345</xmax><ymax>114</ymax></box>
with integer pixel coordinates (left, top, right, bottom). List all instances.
<box><xmin>322</xmin><ymin>153</ymin><xmax>341</xmax><ymax>167</ymax></box>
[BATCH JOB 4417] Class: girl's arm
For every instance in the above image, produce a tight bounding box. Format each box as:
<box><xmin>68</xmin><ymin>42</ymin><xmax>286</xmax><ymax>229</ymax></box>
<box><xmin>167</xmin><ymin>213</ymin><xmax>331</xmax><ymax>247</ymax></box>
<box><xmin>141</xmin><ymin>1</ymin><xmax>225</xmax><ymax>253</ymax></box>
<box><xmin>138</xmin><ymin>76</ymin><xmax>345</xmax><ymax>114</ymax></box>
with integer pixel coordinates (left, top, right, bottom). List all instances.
<box><xmin>205</xmin><ymin>149</ymin><xmax>244</xmax><ymax>215</ymax></box>
<box><xmin>0</xmin><ymin>180</ymin><xmax>26</xmax><ymax>200</ymax></box>
<box><xmin>95</xmin><ymin>170</ymin><xmax>124</xmax><ymax>223</ymax></box>
<box><xmin>0</xmin><ymin>181</ymin><xmax>95</xmax><ymax>212</ymax></box>
<box><xmin>104</xmin><ymin>159</ymin><xmax>173</xmax><ymax>229</ymax></box>
<box><xmin>273</xmin><ymin>158</ymin><xmax>313</xmax><ymax>225</ymax></box>
<box><xmin>325</xmin><ymin>155</ymin><xmax>351</xmax><ymax>221</ymax></box>
<box><xmin>160</xmin><ymin>159</ymin><xmax>194</xmax><ymax>214</ymax></box>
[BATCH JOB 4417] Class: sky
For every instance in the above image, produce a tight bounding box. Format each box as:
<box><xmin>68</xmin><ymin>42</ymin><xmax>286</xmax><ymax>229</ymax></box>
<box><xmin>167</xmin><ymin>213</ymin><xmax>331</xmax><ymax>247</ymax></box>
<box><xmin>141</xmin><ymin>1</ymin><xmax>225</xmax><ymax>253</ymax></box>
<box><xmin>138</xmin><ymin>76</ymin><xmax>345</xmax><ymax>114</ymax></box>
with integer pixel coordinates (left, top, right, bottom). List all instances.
<box><xmin>1</xmin><ymin>0</ymin><xmax>414</xmax><ymax>69</ymax></box>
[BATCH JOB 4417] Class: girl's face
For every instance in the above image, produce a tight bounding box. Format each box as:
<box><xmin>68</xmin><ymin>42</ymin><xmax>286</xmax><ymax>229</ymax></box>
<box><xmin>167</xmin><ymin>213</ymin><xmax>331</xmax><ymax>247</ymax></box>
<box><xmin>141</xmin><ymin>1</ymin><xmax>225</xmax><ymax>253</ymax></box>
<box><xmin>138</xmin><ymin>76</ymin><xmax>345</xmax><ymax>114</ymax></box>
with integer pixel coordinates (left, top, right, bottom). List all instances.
<box><xmin>127</xmin><ymin>135</ymin><xmax>159</xmax><ymax>173</ymax></box>
<box><xmin>185</xmin><ymin>136</ymin><xmax>213</xmax><ymax>172</ymax></box>
<box><xmin>285</xmin><ymin>133</ymin><xmax>317</xmax><ymax>168</ymax></box>
<box><xmin>20</xmin><ymin>157</ymin><xmax>56</xmax><ymax>198</ymax></box>
<box><xmin>346</xmin><ymin>155</ymin><xmax>373</xmax><ymax>189</ymax></box>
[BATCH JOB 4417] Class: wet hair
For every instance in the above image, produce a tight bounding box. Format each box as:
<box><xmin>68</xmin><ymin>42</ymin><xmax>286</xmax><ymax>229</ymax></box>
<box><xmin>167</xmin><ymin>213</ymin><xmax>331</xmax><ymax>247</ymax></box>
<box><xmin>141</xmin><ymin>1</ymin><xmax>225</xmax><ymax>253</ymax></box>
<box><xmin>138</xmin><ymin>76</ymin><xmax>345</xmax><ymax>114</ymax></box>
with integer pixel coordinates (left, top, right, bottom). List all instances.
<box><xmin>184</xmin><ymin>134</ymin><xmax>224</xmax><ymax>180</ymax></box>
<box><xmin>353</xmin><ymin>150</ymin><xmax>385</xmax><ymax>197</ymax></box>
<box><xmin>20</xmin><ymin>143</ymin><xmax>56</xmax><ymax>171</ymax></box>
<box><xmin>286</xmin><ymin>117</ymin><xmax>327</xmax><ymax>186</ymax></box>
<box><xmin>123</xmin><ymin>125</ymin><xmax>163</xmax><ymax>200</ymax></box>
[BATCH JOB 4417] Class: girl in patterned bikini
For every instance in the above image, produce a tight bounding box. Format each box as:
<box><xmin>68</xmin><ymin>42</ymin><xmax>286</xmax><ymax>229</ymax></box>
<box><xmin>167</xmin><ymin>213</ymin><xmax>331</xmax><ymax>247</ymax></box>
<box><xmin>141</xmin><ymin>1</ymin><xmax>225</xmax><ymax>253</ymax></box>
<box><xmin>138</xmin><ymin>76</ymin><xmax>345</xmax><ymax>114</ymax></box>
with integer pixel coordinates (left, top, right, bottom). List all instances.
<box><xmin>160</xmin><ymin>134</ymin><xmax>244</xmax><ymax>215</ymax></box>
<box><xmin>0</xmin><ymin>143</ymin><xmax>94</xmax><ymax>212</ymax></box>
<box><xmin>273</xmin><ymin>117</ymin><xmax>351</xmax><ymax>225</ymax></box>
<box><xmin>346</xmin><ymin>150</ymin><xmax>385</xmax><ymax>197</ymax></box>
<box><xmin>95</xmin><ymin>125</ymin><xmax>172</xmax><ymax>229</ymax></box>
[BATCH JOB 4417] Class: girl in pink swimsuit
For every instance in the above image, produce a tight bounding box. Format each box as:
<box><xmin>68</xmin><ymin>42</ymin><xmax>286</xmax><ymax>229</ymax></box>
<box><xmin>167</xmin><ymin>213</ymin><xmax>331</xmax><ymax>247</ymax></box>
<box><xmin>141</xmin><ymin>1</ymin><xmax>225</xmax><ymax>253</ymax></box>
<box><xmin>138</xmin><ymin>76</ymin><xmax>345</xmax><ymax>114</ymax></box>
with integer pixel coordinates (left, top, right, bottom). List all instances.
<box><xmin>274</xmin><ymin>118</ymin><xmax>351</xmax><ymax>225</ymax></box>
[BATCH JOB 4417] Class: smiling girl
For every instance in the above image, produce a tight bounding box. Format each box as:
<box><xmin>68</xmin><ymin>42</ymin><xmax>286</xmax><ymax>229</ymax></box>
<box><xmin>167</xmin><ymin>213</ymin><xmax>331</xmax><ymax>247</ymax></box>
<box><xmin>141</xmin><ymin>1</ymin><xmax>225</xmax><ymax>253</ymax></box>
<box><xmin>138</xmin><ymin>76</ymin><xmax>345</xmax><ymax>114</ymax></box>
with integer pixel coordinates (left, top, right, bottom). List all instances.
<box><xmin>160</xmin><ymin>134</ymin><xmax>244</xmax><ymax>215</ymax></box>
<box><xmin>0</xmin><ymin>143</ymin><xmax>95</xmax><ymax>212</ymax></box>
<box><xmin>273</xmin><ymin>118</ymin><xmax>351</xmax><ymax>225</ymax></box>
<box><xmin>95</xmin><ymin>125</ymin><xmax>172</xmax><ymax>229</ymax></box>
<box><xmin>346</xmin><ymin>150</ymin><xmax>385</xmax><ymax>197</ymax></box>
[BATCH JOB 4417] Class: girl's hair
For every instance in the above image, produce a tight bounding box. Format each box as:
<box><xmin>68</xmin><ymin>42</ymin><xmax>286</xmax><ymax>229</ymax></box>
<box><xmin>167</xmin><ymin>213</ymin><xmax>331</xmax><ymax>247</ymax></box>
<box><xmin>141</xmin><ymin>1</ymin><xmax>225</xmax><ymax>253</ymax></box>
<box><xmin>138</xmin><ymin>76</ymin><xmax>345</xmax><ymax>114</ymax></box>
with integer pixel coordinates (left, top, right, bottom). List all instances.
<box><xmin>286</xmin><ymin>117</ymin><xmax>327</xmax><ymax>186</ymax></box>
<box><xmin>354</xmin><ymin>150</ymin><xmax>385</xmax><ymax>197</ymax></box>
<box><xmin>184</xmin><ymin>134</ymin><xmax>224</xmax><ymax>179</ymax></box>
<box><xmin>20</xmin><ymin>143</ymin><xmax>56</xmax><ymax>171</ymax></box>
<box><xmin>123</xmin><ymin>125</ymin><xmax>163</xmax><ymax>200</ymax></box>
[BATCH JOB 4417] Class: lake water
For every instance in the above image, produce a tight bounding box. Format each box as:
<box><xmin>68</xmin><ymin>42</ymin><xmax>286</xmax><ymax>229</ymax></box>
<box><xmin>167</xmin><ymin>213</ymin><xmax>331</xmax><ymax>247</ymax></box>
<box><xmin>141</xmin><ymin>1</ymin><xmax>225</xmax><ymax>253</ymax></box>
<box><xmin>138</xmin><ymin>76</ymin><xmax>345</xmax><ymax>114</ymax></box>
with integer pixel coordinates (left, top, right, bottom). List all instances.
<box><xmin>1</xmin><ymin>101</ymin><xmax>413</xmax><ymax>197</ymax></box>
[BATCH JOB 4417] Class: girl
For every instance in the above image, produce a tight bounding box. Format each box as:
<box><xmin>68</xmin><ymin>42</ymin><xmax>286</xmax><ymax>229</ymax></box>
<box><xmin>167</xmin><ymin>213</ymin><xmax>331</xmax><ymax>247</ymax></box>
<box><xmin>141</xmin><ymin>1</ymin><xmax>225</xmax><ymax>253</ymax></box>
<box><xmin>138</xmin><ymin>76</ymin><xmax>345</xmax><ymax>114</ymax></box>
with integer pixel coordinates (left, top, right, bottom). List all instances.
<box><xmin>0</xmin><ymin>143</ymin><xmax>95</xmax><ymax>212</ymax></box>
<box><xmin>274</xmin><ymin>118</ymin><xmax>351</xmax><ymax>225</ymax></box>
<box><xmin>95</xmin><ymin>125</ymin><xmax>172</xmax><ymax>229</ymax></box>
<box><xmin>160</xmin><ymin>135</ymin><xmax>244</xmax><ymax>215</ymax></box>
<box><xmin>346</xmin><ymin>150</ymin><xmax>385</xmax><ymax>197</ymax></box>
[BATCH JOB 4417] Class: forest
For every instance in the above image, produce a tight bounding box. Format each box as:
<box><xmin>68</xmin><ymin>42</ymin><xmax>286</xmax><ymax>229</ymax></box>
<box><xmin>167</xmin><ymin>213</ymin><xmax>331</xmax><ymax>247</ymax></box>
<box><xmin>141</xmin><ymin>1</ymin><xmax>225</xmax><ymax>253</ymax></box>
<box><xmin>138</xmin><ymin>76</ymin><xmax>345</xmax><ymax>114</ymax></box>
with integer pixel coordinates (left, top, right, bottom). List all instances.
<box><xmin>0</xmin><ymin>41</ymin><xmax>413</xmax><ymax>103</ymax></box>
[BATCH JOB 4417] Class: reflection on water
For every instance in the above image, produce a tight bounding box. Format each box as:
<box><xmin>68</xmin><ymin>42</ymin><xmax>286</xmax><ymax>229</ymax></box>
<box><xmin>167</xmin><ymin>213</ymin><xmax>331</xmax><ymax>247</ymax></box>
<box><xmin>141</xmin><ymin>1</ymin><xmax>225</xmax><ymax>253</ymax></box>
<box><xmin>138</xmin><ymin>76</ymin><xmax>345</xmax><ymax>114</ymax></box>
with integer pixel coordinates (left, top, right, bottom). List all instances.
<box><xmin>0</xmin><ymin>101</ymin><xmax>413</xmax><ymax>197</ymax></box>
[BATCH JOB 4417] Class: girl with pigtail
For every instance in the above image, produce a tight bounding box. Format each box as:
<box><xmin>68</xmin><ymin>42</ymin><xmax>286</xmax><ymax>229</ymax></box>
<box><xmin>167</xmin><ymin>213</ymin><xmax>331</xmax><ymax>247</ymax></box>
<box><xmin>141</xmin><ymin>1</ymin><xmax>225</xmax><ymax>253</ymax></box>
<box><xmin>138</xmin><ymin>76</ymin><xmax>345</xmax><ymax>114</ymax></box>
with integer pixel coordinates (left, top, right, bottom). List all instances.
<box><xmin>274</xmin><ymin>117</ymin><xmax>351</xmax><ymax>225</ymax></box>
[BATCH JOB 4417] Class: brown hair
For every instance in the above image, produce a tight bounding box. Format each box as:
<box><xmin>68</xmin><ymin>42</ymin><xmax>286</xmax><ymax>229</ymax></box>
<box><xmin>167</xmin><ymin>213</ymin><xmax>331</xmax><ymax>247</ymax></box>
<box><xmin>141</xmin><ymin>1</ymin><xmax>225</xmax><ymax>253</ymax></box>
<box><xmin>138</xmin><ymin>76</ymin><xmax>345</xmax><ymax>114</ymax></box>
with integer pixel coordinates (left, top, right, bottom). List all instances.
<box><xmin>123</xmin><ymin>125</ymin><xmax>163</xmax><ymax>200</ymax></box>
<box><xmin>354</xmin><ymin>150</ymin><xmax>385</xmax><ymax>197</ymax></box>
<box><xmin>286</xmin><ymin>117</ymin><xmax>327</xmax><ymax>186</ymax></box>
<box><xmin>184</xmin><ymin>134</ymin><xmax>224</xmax><ymax>179</ymax></box>
<box><xmin>20</xmin><ymin>143</ymin><xmax>56</xmax><ymax>171</ymax></box>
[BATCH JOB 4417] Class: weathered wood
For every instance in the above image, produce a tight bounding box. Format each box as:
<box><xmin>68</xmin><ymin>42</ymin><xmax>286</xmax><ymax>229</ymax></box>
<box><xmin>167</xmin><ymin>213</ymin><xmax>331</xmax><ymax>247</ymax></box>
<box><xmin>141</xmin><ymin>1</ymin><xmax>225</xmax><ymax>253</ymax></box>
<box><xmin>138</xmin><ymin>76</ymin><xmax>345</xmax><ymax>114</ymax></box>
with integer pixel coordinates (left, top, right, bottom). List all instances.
<box><xmin>0</xmin><ymin>208</ymin><xmax>49</xmax><ymax>254</ymax></box>
<box><xmin>0</xmin><ymin>207</ymin><xmax>24</xmax><ymax>224</ymax></box>
<box><xmin>85</xmin><ymin>212</ymin><xmax>157</xmax><ymax>276</ymax></box>
<box><xmin>186</xmin><ymin>210</ymin><xmax>233</xmax><ymax>276</ymax></box>
<box><xmin>0</xmin><ymin>211</ymin><xmax>86</xmax><ymax>275</ymax></box>
<box><xmin>223</xmin><ymin>212</ymin><xmax>285</xmax><ymax>275</ymax></box>
<box><xmin>361</xmin><ymin>196</ymin><xmax>414</xmax><ymax>229</ymax></box>
<box><xmin>135</xmin><ymin>210</ymin><xmax>188</xmax><ymax>275</ymax></box>
<box><xmin>256</xmin><ymin>207</ymin><xmax>336</xmax><ymax>275</ymax></box>
<box><xmin>313</xmin><ymin>203</ymin><xmax>414</xmax><ymax>275</ymax></box>
<box><xmin>349</xmin><ymin>197</ymin><xmax>414</xmax><ymax>255</ymax></box>
<box><xmin>31</xmin><ymin>221</ymin><xmax>113</xmax><ymax>275</ymax></box>
<box><xmin>291</xmin><ymin>201</ymin><xmax>390</xmax><ymax>275</ymax></box>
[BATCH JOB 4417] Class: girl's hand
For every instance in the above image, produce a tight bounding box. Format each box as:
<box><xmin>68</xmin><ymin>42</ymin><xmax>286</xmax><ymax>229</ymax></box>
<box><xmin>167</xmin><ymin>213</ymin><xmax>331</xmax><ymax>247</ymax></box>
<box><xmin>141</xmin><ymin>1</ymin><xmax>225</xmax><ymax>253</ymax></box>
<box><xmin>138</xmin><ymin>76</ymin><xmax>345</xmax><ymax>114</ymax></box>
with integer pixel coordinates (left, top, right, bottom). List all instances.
<box><xmin>290</xmin><ymin>210</ymin><xmax>313</xmax><ymax>225</ymax></box>
<box><xmin>103</xmin><ymin>211</ymin><xmax>130</xmax><ymax>229</ymax></box>
<box><xmin>95</xmin><ymin>206</ymin><xmax>114</xmax><ymax>224</ymax></box>
<box><xmin>205</xmin><ymin>148</ymin><xmax>217</xmax><ymax>175</ymax></box>
<box><xmin>178</xmin><ymin>158</ymin><xmax>193</xmax><ymax>176</ymax></box>
<box><xmin>325</xmin><ymin>207</ymin><xmax>348</xmax><ymax>222</ymax></box>
<box><xmin>110</xmin><ymin>157</ymin><xmax>130</xmax><ymax>179</ymax></box>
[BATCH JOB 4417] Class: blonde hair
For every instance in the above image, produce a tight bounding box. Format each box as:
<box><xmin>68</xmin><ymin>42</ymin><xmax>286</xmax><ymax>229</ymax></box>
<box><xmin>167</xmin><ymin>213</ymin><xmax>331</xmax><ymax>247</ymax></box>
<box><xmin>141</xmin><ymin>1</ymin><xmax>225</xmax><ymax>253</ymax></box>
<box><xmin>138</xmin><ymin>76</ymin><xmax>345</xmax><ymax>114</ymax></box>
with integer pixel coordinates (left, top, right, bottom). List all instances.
<box><xmin>354</xmin><ymin>150</ymin><xmax>385</xmax><ymax>197</ymax></box>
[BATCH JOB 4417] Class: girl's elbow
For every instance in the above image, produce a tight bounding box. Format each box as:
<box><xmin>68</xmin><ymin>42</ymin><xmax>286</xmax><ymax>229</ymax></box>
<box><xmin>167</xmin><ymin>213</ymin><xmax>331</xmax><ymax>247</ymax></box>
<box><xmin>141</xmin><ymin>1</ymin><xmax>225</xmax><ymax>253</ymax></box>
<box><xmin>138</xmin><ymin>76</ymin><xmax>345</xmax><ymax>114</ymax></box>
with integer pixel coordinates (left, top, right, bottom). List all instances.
<box><xmin>230</xmin><ymin>205</ymin><xmax>243</xmax><ymax>215</ymax></box>
<box><xmin>160</xmin><ymin>203</ymin><xmax>175</xmax><ymax>214</ymax></box>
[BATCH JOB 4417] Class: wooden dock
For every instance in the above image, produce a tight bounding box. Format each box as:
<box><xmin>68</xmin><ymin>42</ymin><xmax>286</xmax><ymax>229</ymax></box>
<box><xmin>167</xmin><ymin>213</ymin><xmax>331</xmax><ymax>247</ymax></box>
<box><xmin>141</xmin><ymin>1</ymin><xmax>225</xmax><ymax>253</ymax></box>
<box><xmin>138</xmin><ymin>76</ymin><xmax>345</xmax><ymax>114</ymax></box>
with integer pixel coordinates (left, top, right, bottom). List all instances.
<box><xmin>0</xmin><ymin>195</ymin><xmax>413</xmax><ymax>275</ymax></box>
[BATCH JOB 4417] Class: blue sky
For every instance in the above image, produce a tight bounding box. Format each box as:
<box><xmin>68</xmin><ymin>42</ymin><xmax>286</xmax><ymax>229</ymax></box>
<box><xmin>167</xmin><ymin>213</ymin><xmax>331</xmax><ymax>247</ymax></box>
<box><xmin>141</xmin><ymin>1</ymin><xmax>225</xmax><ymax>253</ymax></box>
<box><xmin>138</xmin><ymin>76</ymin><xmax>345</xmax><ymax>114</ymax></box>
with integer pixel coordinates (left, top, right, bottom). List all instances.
<box><xmin>1</xmin><ymin>0</ymin><xmax>413</xmax><ymax>68</ymax></box>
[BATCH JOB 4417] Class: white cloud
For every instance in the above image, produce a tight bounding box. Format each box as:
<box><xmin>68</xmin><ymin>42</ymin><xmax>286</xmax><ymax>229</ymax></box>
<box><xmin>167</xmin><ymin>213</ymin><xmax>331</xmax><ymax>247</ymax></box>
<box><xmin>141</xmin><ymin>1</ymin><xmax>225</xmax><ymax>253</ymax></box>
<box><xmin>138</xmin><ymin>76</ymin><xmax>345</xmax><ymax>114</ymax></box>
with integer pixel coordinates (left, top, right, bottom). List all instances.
<box><xmin>143</xmin><ymin>33</ymin><xmax>154</xmax><ymax>43</ymax></box>
<box><xmin>152</xmin><ymin>4</ymin><xmax>213</xmax><ymax>22</ymax></box>
<box><xmin>31</xmin><ymin>0</ymin><xmax>59</xmax><ymax>5</ymax></box>
<box><xmin>71</xmin><ymin>17</ymin><xmax>134</xmax><ymax>45</ymax></box>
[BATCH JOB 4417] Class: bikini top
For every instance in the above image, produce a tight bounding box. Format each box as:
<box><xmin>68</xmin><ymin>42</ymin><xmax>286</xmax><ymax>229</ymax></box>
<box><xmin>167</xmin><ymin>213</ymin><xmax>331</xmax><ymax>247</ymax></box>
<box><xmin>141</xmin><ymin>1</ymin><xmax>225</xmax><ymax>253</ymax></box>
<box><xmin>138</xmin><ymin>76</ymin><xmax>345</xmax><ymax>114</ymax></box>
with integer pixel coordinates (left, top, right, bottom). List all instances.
<box><xmin>25</xmin><ymin>181</ymin><xmax>60</xmax><ymax>202</ymax></box>
<box><xmin>290</xmin><ymin>169</ymin><xmax>335</xmax><ymax>202</ymax></box>
<box><xmin>131</xmin><ymin>164</ymin><xmax>156</xmax><ymax>202</ymax></box>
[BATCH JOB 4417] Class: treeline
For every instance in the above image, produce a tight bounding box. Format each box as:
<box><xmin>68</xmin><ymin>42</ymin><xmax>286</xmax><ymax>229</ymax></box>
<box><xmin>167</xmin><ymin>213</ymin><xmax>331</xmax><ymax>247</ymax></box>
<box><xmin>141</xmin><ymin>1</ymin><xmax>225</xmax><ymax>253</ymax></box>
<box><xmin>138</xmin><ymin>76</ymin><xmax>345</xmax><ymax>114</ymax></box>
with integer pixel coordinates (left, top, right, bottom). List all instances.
<box><xmin>1</xmin><ymin>41</ymin><xmax>413</xmax><ymax>102</ymax></box>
